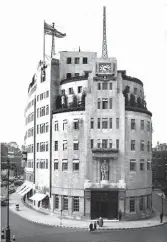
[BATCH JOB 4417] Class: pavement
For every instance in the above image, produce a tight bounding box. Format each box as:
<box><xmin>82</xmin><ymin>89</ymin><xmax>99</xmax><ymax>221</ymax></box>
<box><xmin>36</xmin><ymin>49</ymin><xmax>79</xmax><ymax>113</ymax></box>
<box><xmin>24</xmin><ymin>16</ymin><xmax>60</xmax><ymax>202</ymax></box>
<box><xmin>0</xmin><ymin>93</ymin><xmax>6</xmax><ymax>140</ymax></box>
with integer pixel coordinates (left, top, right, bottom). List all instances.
<box><xmin>9</xmin><ymin>192</ymin><xmax>167</xmax><ymax>230</ymax></box>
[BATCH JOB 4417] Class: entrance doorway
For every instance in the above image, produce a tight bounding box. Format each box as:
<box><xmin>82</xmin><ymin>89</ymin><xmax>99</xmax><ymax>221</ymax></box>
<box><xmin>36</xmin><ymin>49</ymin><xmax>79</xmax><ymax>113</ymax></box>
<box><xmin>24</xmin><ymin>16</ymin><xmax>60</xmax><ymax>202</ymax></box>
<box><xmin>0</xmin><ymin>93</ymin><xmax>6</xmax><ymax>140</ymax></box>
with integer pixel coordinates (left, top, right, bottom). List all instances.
<box><xmin>91</xmin><ymin>191</ymin><xmax>118</xmax><ymax>219</ymax></box>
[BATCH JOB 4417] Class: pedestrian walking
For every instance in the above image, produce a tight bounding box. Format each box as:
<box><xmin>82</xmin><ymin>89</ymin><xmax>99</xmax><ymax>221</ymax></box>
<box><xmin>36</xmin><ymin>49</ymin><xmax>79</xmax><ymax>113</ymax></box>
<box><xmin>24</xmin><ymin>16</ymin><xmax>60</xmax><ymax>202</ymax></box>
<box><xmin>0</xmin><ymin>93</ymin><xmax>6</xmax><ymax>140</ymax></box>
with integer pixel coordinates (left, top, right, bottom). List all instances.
<box><xmin>93</xmin><ymin>221</ymin><xmax>97</xmax><ymax>231</ymax></box>
<box><xmin>89</xmin><ymin>222</ymin><xmax>93</xmax><ymax>232</ymax></box>
<box><xmin>160</xmin><ymin>212</ymin><xmax>163</xmax><ymax>223</ymax></box>
<box><xmin>118</xmin><ymin>210</ymin><xmax>122</xmax><ymax>221</ymax></box>
<box><xmin>1</xmin><ymin>228</ymin><xmax>4</xmax><ymax>239</ymax></box>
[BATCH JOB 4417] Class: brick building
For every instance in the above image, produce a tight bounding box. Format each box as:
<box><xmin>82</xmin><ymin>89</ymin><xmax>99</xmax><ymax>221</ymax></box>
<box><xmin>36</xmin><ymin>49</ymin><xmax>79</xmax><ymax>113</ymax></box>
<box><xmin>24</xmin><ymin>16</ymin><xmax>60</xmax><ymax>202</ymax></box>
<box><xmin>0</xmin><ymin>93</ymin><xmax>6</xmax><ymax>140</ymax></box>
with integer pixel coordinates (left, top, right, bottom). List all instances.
<box><xmin>23</xmin><ymin>7</ymin><xmax>152</xmax><ymax>220</ymax></box>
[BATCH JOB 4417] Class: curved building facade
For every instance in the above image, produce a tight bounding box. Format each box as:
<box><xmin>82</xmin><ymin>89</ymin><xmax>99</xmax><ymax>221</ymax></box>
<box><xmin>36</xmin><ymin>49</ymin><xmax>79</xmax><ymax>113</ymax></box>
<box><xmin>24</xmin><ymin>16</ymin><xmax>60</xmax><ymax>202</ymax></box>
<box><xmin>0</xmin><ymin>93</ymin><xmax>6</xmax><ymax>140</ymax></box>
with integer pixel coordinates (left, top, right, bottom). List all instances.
<box><xmin>23</xmin><ymin>7</ymin><xmax>152</xmax><ymax>220</ymax></box>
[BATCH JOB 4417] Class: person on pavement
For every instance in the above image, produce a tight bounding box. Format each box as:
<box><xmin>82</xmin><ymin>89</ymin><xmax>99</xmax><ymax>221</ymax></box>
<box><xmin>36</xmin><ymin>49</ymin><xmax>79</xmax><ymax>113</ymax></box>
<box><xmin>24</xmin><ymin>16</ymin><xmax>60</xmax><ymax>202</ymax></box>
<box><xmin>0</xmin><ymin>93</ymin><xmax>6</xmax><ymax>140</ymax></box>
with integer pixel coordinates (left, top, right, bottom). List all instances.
<box><xmin>89</xmin><ymin>222</ymin><xmax>93</xmax><ymax>232</ymax></box>
<box><xmin>160</xmin><ymin>212</ymin><xmax>163</xmax><ymax>223</ymax></box>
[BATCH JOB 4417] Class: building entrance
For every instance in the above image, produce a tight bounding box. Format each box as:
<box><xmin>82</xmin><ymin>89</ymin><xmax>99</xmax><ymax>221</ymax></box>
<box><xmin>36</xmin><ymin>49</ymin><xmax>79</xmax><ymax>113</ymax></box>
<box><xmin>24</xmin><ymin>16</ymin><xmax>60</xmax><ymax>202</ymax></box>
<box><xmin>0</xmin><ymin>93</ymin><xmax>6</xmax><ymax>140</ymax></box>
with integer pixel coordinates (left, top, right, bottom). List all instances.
<box><xmin>91</xmin><ymin>191</ymin><xmax>118</xmax><ymax>219</ymax></box>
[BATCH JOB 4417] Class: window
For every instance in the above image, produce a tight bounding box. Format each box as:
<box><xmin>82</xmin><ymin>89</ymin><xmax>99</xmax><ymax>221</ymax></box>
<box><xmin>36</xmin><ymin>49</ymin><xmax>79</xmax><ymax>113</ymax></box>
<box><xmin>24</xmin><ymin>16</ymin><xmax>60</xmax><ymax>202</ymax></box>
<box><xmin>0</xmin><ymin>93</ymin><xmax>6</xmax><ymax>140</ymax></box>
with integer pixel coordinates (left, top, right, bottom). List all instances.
<box><xmin>55</xmin><ymin>141</ymin><xmax>58</xmax><ymax>151</ymax></box>
<box><xmin>37</xmin><ymin>95</ymin><xmax>39</xmax><ymax>101</ymax></box>
<box><xmin>97</xmin><ymin>139</ymin><xmax>101</xmax><ymax>148</ymax></box>
<box><xmin>109</xmin><ymin>98</ymin><xmax>112</xmax><ymax>109</ymax></box>
<box><xmin>46</xmin><ymin>90</ymin><xmax>49</xmax><ymax>98</ymax></box>
<box><xmin>130</xmin><ymin>197</ymin><xmax>135</xmax><ymax>212</ymax></box>
<box><xmin>73</xmin><ymin>197</ymin><xmax>79</xmax><ymax>212</ymax></box>
<box><xmin>147</xmin><ymin>195</ymin><xmax>150</xmax><ymax>209</ymax></box>
<box><xmin>66</xmin><ymin>73</ymin><xmax>72</xmax><ymax>79</ymax></box>
<box><xmin>69</xmin><ymin>87</ymin><xmax>73</xmax><ymax>94</ymax></box>
<box><xmin>46</xmin><ymin>142</ymin><xmax>48</xmax><ymax>152</ymax></box>
<box><xmin>55</xmin><ymin>195</ymin><xmax>59</xmax><ymax>209</ymax></box>
<box><xmin>126</xmin><ymin>86</ymin><xmax>130</xmax><ymax>93</ymax></box>
<box><xmin>78</xmin><ymin>86</ymin><xmax>82</xmax><ymax>93</ymax></box>
<box><xmin>109</xmin><ymin>118</ymin><xmax>112</xmax><ymax>129</ymax></box>
<box><xmin>140</xmin><ymin>159</ymin><xmax>145</xmax><ymax>171</ymax></box>
<box><xmin>62</xmin><ymin>160</ymin><xmax>68</xmax><ymax>170</ymax></box>
<box><xmin>37</xmin><ymin>125</ymin><xmax>39</xmax><ymax>134</ymax></box>
<box><xmin>46</xmin><ymin>159</ymin><xmax>48</xmax><ymax>169</ymax></box>
<box><xmin>139</xmin><ymin>196</ymin><xmax>144</xmax><ymax>211</ymax></box>
<box><xmin>131</xmin><ymin>119</ymin><xmax>135</xmax><ymax>130</ymax></box>
<box><xmin>37</xmin><ymin>143</ymin><xmax>39</xmax><ymax>152</ymax></box>
<box><xmin>116</xmin><ymin>139</ymin><xmax>119</xmax><ymax>149</ymax></box>
<box><xmin>147</xmin><ymin>141</ymin><xmax>150</xmax><ymax>152</ymax></box>
<box><xmin>61</xmin><ymin>89</ymin><xmax>65</xmax><ymax>95</ymax></box>
<box><xmin>46</xmin><ymin>122</ymin><xmax>49</xmax><ymax>132</ymax></box>
<box><xmin>54</xmin><ymin>160</ymin><xmax>58</xmax><ymax>170</ymax></box>
<box><xmin>75</xmin><ymin>57</ymin><xmax>80</xmax><ymax>64</ymax></box>
<box><xmin>63</xmin><ymin>196</ymin><xmax>68</xmax><ymax>210</ymax></box>
<box><xmin>55</xmin><ymin>121</ymin><xmax>58</xmax><ymax>131</ymax></box>
<box><xmin>90</xmin><ymin>119</ymin><xmax>94</xmax><ymax>129</ymax></box>
<box><xmin>63</xmin><ymin>120</ymin><xmax>68</xmax><ymax>131</ymax></box>
<box><xmin>147</xmin><ymin>121</ymin><xmax>151</xmax><ymax>132</ymax></box>
<box><xmin>73</xmin><ymin>141</ymin><xmax>79</xmax><ymax>150</ymax></box>
<box><xmin>134</xmin><ymin>87</ymin><xmax>137</xmax><ymax>95</ymax></box>
<box><xmin>147</xmin><ymin>160</ymin><xmax>151</xmax><ymax>170</ymax></box>
<box><xmin>102</xmin><ymin>98</ymin><xmax>108</xmax><ymax>109</ymax></box>
<box><xmin>46</xmin><ymin>105</ymin><xmax>49</xmax><ymax>115</ymax></box>
<box><xmin>130</xmin><ymin>159</ymin><xmax>136</xmax><ymax>171</ymax></box>
<box><xmin>102</xmin><ymin>139</ymin><xmax>108</xmax><ymax>148</ymax></box>
<box><xmin>109</xmin><ymin>139</ymin><xmax>112</xmax><ymax>148</ymax></box>
<box><xmin>102</xmin><ymin>82</ymin><xmax>108</xmax><ymax>90</ymax></box>
<box><xmin>97</xmin><ymin>83</ymin><xmax>101</xmax><ymax>90</ymax></box>
<box><xmin>131</xmin><ymin>140</ymin><xmax>135</xmax><ymax>151</ymax></box>
<box><xmin>116</xmin><ymin>118</ymin><xmax>119</xmax><ymax>129</ymax></box>
<box><xmin>73</xmin><ymin>160</ymin><xmax>79</xmax><ymax>170</ymax></box>
<box><xmin>109</xmin><ymin>82</ymin><xmax>112</xmax><ymax>90</ymax></box>
<box><xmin>102</xmin><ymin>119</ymin><xmax>108</xmax><ymax>129</ymax></box>
<box><xmin>97</xmin><ymin>118</ymin><xmax>101</xmax><ymax>129</ymax></box>
<box><xmin>140</xmin><ymin>140</ymin><xmax>144</xmax><ymax>151</ymax></box>
<box><xmin>63</xmin><ymin>140</ymin><xmax>67</xmax><ymax>150</ymax></box>
<box><xmin>37</xmin><ymin>108</ymin><xmax>40</xmax><ymax>118</ymax></box>
<box><xmin>75</xmin><ymin>73</ymin><xmax>79</xmax><ymax>77</ymax></box>
<box><xmin>83</xmin><ymin>57</ymin><xmax>88</xmax><ymax>64</ymax></box>
<box><xmin>91</xmin><ymin>139</ymin><xmax>94</xmax><ymax>149</ymax></box>
<box><xmin>66</xmin><ymin>57</ymin><xmax>71</xmax><ymax>64</ymax></box>
<box><xmin>97</xmin><ymin>98</ymin><xmax>101</xmax><ymax>109</ymax></box>
<box><xmin>73</xmin><ymin>120</ymin><xmax>79</xmax><ymax>130</ymax></box>
<box><xmin>141</xmin><ymin>120</ymin><xmax>144</xmax><ymax>130</ymax></box>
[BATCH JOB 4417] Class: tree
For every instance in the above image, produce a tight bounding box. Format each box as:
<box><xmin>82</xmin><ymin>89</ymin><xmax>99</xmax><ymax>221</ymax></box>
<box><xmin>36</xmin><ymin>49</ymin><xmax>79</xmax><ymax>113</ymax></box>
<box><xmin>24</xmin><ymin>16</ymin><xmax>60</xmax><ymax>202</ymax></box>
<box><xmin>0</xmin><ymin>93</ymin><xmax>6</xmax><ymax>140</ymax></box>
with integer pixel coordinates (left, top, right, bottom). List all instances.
<box><xmin>72</xmin><ymin>94</ymin><xmax>78</xmax><ymax>107</ymax></box>
<box><xmin>129</xmin><ymin>93</ymin><xmax>136</xmax><ymax>107</ymax></box>
<box><xmin>56</xmin><ymin>95</ymin><xmax>61</xmax><ymax>109</ymax></box>
<box><xmin>123</xmin><ymin>89</ymin><xmax>129</xmax><ymax>106</ymax></box>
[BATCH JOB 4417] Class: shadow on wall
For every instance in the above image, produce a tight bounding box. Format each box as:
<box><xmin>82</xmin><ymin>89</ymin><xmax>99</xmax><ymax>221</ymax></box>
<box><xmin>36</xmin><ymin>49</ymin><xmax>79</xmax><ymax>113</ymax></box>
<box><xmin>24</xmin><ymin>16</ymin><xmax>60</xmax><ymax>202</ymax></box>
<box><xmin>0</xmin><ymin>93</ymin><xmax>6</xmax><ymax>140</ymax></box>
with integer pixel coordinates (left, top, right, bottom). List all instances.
<box><xmin>152</xmin><ymin>193</ymin><xmax>167</xmax><ymax>216</ymax></box>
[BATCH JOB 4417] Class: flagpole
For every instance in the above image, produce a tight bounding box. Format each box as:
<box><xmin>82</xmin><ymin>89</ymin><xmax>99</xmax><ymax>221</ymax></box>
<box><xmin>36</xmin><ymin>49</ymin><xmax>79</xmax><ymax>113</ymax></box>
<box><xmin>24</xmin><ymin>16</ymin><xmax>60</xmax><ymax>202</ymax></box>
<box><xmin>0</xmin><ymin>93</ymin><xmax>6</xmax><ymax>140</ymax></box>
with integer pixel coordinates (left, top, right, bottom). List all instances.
<box><xmin>51</xmin><ymin>23</ymin><xmax>55</xmax><ymax>59</ymax></box>
<box><xmin>43</xmin><ymin>20</ymin><xmax>45</xmax><ymax>64</ymax></box>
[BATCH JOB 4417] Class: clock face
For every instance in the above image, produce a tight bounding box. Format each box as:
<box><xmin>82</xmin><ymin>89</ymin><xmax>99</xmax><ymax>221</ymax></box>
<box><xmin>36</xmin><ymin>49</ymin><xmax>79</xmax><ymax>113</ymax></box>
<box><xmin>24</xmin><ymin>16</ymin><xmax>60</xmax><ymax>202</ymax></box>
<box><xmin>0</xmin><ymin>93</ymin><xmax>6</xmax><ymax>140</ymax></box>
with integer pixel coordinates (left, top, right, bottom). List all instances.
<box><xmin>99</xmin><ymin>63</ymin><xmax>112</xmax><ymax>73</ymax></box>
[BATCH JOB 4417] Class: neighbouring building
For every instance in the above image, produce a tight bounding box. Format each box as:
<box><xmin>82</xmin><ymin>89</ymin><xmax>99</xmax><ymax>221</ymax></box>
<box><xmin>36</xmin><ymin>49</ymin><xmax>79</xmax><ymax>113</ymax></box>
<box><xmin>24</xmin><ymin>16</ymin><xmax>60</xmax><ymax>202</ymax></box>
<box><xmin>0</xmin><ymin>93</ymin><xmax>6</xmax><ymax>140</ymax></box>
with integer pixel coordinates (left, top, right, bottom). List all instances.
<box><xmin>22</xmin><ymin>6</ymin><xmax>153</xmax><ymax>220</ymax></box>
<box><xmin>152</xmin><ymin>142</ymin><xmax>167</xmax><ymax>187</ymax></box>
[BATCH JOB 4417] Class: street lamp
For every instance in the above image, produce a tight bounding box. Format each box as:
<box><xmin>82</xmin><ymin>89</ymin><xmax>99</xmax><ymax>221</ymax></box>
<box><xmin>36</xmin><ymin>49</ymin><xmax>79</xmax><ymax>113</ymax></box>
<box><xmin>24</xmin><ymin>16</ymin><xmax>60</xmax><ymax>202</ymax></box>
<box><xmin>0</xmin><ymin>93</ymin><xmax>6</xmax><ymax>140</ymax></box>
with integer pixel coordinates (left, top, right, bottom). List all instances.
<box><xmin>6</xmin><ymin>151</ymin><xmax>14</xmax><ymax>242</ymax></box>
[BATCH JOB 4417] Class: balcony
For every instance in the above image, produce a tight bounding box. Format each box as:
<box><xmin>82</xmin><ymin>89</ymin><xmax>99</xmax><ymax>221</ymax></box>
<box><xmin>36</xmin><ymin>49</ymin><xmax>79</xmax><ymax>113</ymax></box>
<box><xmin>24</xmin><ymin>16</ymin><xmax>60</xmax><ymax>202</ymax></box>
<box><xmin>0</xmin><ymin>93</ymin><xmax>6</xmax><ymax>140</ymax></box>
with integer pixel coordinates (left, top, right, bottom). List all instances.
<box><xmin>92</xmin><ymin>148</ymin><xmax>119</xmax><ymax>159</ymax></box>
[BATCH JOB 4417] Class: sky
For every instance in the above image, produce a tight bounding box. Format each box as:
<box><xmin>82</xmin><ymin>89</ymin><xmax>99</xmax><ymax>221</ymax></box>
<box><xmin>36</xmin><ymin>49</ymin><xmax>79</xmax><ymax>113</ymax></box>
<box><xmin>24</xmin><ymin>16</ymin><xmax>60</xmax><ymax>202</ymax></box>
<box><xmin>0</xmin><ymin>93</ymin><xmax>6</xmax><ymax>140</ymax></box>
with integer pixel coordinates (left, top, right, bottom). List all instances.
<box><xmin>0</xmin><ymin>0</ymin><xmax>167</xmax><ymax>148</ymax></box>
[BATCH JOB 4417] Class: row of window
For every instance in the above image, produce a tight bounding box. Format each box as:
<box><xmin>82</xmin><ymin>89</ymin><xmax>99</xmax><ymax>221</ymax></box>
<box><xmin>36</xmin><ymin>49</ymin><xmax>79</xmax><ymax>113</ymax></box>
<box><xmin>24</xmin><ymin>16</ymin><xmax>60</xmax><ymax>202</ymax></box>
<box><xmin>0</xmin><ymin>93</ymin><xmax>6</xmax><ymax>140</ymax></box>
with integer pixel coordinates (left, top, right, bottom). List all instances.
<box><xmin>27</xmin><ymin>144</ymin><xmax>34</xmax><ymax>153</ymax></box>
<box><xmin>36</xmin><ymin>159</ymin><xmax>48</xmax><ymax>169</ymax></box>
<box><xmin>27</xmin><ymin>128</ymin><xmax>34</xmax><ymax>138</ymax></box>
<box><xmin>55</xmin><ymin>119</ymin><xmax>79</xmax><ymax>131</ymax></box>
<box><xmin>130</xmin><ymin>159</ymin><xmax>151</xmax><ymax>171</ymax></box>
<box><xmin>90</xmin><ymin>139</ymin><xmax>119</xmax><ymax>149</ymax></box>
<box><xmin>54</xmin><ymin>159</ymin><xmax>79</xmax><ymax>171</ymax></box>
<box><xmin>25</xmin><ymin>99</ymin><xmax>34</xmax><ymax>113</ymax></box>
<box><xmin>66</xmin><ymin>57</ymin><xmax>88</xmax><ymax>64</ymax></box>
<box><xmin>91</xmin><ymin>117</ymin><xmax>118</xmax><ymax>129</ymax></box>
<box><xmin>61</xmin><ymin>86</ymin><xmax>82</xmax><ymax>95</ymax></box>
<box><xmin>37</xmin><ymin>90</ymin><xmax>49</xmax><ymax>102</ymax></box>
<box><xmin>129</xmin><ymin>195</ymin><xmax>151</xmax><ymax>213</ymax></box>
<box><xmin>97</xmin><ymin>82</ymin><xmax>113</xmax><ymax>90</ymax></box>
<box><xmin>37</xmin><ymin>142</ymin><xmax>49</xmax><ymax>152</ymax></box>
<box><xmin>37</xmin><ymin>105</ymin><xmax>49</xmax><ymax>118</ymax></box>
<box><xmin>65</xmin><ymin>72</ymin><xmax>89</xmax><ymax>80</ymax></box>
<box><xmin>26</xmin><ymin>112</ymin><xmax>34</xmax><ymax>125</ymax></box>
<box><xmin>130</xmin><ymin>119</ymin><xmax>151</xmax><ymax>132</ymax></box>
<box><xmin>54</xmin><ymin>195</ymin><xmax>80</xmax><ymax>212</ymax></box>
<box><xmin>131</xmin><ymin>140</ymin><xmax>151</xmax><ymax>152</ymax></box>
<box><xmin>125</xmin><ymin>85</ymin><xmax>143</xmax><ymax>96</ymax></box>
<box><xmin>26</xmin><ymin>159</ymin><xmax>33</xmax><ymax>168</ymax></box>
<box><xmin>97</xmin><ymin>98</ymin><xmax>113</xmax><ymax>109</ymax></box>
<box><xmin>37</xmin><ymin>122</ymin><xmax>49</xmax><ymax>134</ymax></box>
<box><xmin>54</xmin><ymin>140</ymin><xmax>79</xmax><ymax>151</ymax></box>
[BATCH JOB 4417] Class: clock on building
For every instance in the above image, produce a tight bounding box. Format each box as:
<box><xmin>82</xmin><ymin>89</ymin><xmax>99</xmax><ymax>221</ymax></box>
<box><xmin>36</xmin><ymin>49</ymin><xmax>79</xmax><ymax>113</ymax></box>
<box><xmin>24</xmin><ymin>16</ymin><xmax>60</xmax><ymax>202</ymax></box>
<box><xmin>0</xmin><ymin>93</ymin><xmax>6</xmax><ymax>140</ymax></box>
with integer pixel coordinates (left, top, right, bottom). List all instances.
<box><xmin>99</xmin><ymin>63</ymin><xmax>112</xmax><ymax>73</ymax></box>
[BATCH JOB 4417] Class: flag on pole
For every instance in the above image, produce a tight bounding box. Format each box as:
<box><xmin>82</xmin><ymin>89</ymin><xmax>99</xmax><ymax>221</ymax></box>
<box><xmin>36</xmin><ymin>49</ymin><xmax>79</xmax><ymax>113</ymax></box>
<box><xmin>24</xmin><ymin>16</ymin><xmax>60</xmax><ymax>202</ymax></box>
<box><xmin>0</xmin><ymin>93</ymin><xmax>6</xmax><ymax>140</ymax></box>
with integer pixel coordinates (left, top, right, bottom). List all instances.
<box><xmin>44</xmin><ymin>22</ymin><xmax>66</xmax><ymax>38</ymax></box>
